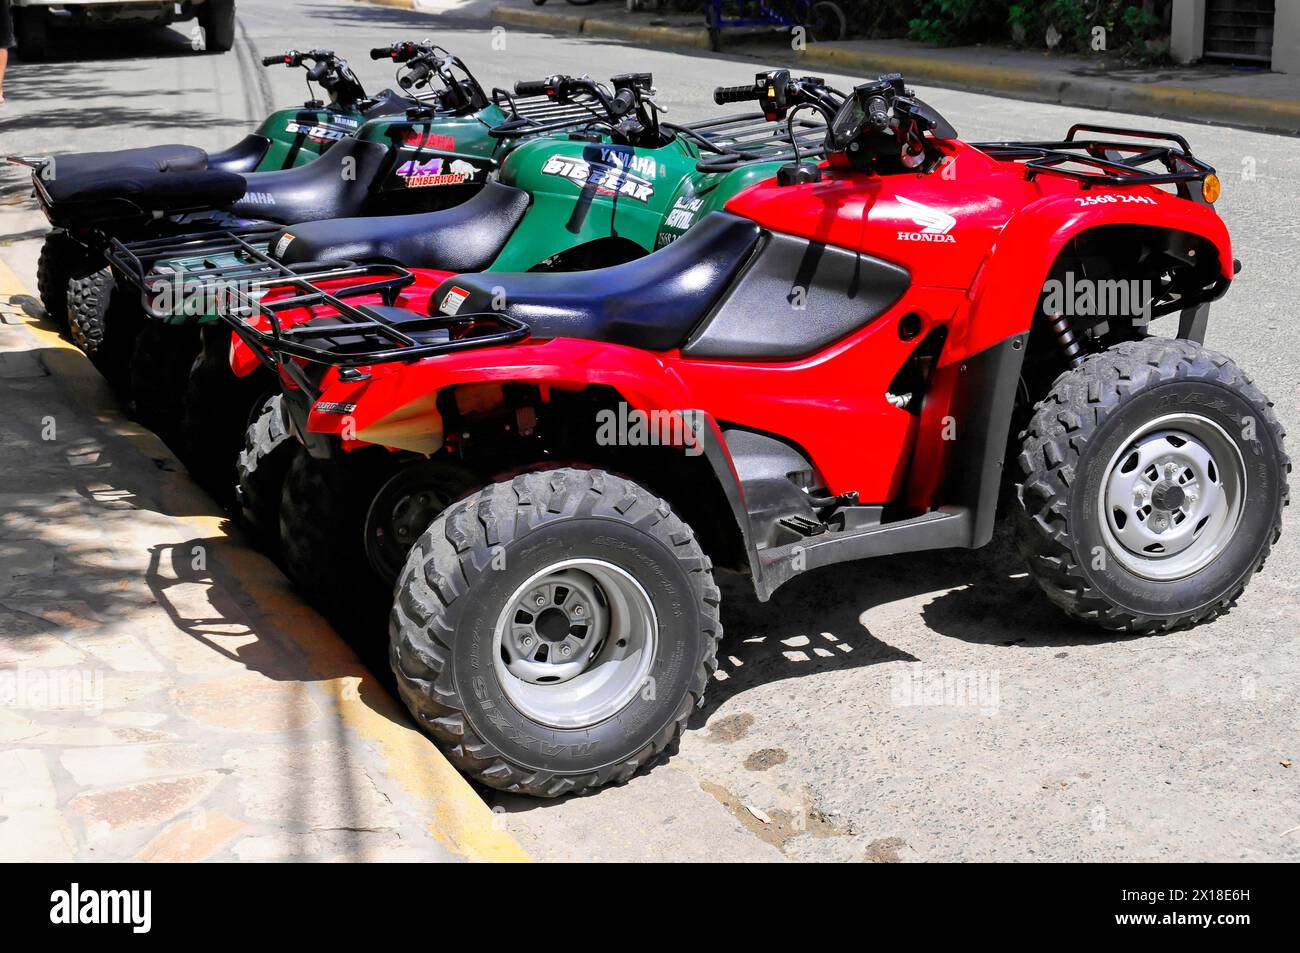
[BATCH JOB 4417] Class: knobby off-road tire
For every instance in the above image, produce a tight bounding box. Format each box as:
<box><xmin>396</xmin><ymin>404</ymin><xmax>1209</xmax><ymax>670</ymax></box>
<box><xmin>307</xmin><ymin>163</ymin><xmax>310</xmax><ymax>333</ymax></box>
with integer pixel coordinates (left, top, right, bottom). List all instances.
<box><xmin>128</xmin><ymin>322</ymin><xmax>201</xmax><ymax>439</ymax></box>
<box><xmin>1016</xmin><ymin>338</ymin><xmax>1289</xmax><ymax>633</ymax></box>
<box><xmin>390</xmin><ymin>468</ymin><xmax>722</xmax><ymax>797</ymax></box>
<box><xmin>235</xmin><ymin>395</ymin><xmax>296</xmax><ymax>553</ymax></box>
<box><xmin>36</xmin><ymin>232</ymin><xmax>90</xmax><ymax>331</ymax></box>
<box><xmin>279</xmin><ymin>448</ymin><xmax>399</xmax><ymax>627</ymax></box>
<box><xmin>68</xmin><ymin>266</ymin><xmax>138</xmax><ymax>389</ymax></box>
<box><xmin>199</xmin><ymin>0</ymin><xmax>236</xmax><ymax>53</ymax></box>
<box><xmin>182</xmin><ymin>325</ymin><xmax>273</xmax><ymax>500</ymax></box>
<box><xmin>364</xmin><ymin>458</ymin><xmax>479</xmax><ymax>588</ymax></box>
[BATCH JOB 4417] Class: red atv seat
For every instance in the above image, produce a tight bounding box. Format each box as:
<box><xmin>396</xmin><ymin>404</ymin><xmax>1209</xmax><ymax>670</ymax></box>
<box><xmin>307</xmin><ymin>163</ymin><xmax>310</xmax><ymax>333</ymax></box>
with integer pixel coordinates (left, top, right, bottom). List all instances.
<box><xmin>270</xmin><ymin>181</ymin><xmax>531</xmax><ymax>273</ymax></box>
<box><xmin>429</xmin><ymin>212</ymin><xmax>762</xmax><ymax>351</ymax></box>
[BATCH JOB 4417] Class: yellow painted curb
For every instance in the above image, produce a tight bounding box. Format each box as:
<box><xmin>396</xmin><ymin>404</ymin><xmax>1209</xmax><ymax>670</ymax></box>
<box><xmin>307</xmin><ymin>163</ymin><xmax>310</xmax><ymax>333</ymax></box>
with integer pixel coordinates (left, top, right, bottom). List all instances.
<box><xmin>580</xmin><ymin>16</ymin><xmax>711</xmax><ymax>50</ymax></box>
<box><xmin>492</xmin><ymin>6</ymin><xmax>587</xmax><ymax>33</ymax></box>
<box><xmin>0</xmin><ymin>256</ymin><xmax>529</xmax><ymax>863</ymax></box>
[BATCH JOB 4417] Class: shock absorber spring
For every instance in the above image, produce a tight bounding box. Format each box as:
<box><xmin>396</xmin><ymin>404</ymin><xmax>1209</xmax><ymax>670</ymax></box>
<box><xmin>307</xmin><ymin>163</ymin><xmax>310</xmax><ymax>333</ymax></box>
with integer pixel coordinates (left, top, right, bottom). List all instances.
<box><xmin>1050</xmin><ymin>312</ymin><xmax>1084</xmax><ymax>368</ymax></box>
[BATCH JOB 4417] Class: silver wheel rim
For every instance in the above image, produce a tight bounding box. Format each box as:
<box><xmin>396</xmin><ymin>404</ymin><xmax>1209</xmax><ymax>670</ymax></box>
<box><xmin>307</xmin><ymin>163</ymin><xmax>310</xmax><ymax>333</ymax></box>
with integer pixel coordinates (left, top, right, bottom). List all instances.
<box><xmin>492</xmin><ymin>558</ymin><xmax>657</xmax><ymax>729</ymax></box>
<box><xmin>1098</xmin><ymin>412</ymin><xmax>1245</xmax><ymax>581</ymax></box>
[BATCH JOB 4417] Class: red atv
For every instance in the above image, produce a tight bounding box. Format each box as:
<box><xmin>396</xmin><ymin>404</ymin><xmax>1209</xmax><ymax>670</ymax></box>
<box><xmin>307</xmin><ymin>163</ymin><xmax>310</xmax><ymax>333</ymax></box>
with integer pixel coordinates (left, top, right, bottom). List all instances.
<box><xmin>228</xmin><ymin>73</ymin><xmax>1289</xmax><ymax>797</ymax></box>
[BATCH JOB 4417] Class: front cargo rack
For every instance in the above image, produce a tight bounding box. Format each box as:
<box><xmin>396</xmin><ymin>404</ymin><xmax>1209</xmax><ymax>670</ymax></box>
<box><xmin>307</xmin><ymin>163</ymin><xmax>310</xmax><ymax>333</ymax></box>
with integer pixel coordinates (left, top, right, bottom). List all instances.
<box><xmin>974</xmin><ymin>123</ymin><xmax>1216</xmax><ymax>192</ymax></box>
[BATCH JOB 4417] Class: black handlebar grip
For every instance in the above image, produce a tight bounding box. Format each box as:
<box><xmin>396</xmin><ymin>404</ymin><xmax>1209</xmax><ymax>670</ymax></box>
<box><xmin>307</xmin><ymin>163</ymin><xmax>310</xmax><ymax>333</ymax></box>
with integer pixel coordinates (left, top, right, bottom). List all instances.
<box><xmin>261</xmin><ymin>54</ymin><xmax>282</xmax><ymax>67</ymax></box>
<box><xmin>514</xmin><ymin>79</ymin><xmax>551</xmax><ymax>98</ymax></box>
<box><xmin>369</xmin><ymin>46</ymin><xmax>393</xmax><ymax>60</ymax></box>
<box><xmin>714</xmin><ymin>84</ymin><xmax>761</xmax><ymax>105</ymax></box>
<box><xmin>400</xmin><ymin>61</ymin><xmax>433</xmax><ymax>90</ymax></box>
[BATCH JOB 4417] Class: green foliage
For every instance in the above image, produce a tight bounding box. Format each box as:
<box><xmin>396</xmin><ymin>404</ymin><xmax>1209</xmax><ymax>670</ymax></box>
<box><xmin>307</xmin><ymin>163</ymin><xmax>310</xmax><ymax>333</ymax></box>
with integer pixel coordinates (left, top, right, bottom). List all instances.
<box><xmin>894</xmin><ymin>1</ymin><xmax>1170</xmax><ymax>62</ymax></box>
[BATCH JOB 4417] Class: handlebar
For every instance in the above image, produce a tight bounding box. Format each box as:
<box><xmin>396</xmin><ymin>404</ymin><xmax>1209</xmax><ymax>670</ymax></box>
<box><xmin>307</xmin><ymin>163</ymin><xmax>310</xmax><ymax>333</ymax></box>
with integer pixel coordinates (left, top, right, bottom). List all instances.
<box><xmin>714</xmin><ymin>83</ymin><xmax>761</xmax><ymax>105</ymax></box>
<box><xmin>371</xmin><ymin>41</ymin><xmax>423</xmax><ymax>63</ymax></box>
<box><xmin>399</xmin><ymin>61</ymin><xmax>433</xmax><ymax>90</ymax></box>
<box><xmin>260</xmin><ymin>49</ymin><xmax>369</xmax><ymax>110</ymax></box>
<box><xmin>513</xmin><ymin>79</ymin><xmax>551</xmax><ymax>98</ymax></box>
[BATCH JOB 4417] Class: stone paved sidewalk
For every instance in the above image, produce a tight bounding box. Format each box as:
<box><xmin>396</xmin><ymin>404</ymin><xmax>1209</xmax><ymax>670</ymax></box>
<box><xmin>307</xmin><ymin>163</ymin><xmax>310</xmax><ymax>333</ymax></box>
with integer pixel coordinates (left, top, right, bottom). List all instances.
<box><xmin>0</xmin><ymin>261</ymin><xmax>527</xmax><ymax>863</ymax></box>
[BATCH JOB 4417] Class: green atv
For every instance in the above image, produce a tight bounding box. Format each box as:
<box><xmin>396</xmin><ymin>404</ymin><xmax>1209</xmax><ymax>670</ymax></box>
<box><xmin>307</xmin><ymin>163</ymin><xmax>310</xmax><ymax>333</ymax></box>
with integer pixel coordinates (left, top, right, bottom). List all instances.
<box><xmin>15</xmin><ymin>39</ymin><xmax>590</xmax><ymax>392</ymax></box>
<box><xmin>116</xmin><ymin>71</ymin><xmax>829</xmax><ymax>599</ymax></box>
<box><xmin>9</xmin><ymin>47</ymin><xmax>429</xmax><ymax>330</ymax></box>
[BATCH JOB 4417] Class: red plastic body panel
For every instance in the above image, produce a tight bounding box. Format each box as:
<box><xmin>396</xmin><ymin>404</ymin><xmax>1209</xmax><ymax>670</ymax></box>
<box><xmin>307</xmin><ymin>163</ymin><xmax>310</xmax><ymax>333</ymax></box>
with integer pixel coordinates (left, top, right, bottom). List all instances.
<box><xmin>297</xmin><ymin>138</ymin><xmax>1235</xmax><ymax>509</ymax></box>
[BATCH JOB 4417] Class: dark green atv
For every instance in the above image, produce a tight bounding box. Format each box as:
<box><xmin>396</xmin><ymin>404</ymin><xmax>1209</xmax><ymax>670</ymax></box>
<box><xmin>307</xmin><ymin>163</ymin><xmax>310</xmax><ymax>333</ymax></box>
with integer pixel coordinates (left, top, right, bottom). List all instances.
<box><xmin>107</xmin><ymin>70</ymin><xmax>828</xmax><ymax>522</ymax></box>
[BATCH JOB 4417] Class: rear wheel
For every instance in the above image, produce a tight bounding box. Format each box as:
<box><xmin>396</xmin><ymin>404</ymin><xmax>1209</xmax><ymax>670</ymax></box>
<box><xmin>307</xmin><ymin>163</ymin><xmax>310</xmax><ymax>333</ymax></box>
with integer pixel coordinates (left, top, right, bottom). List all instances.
<box><xmin>1016</xmin><ymin>338</ymin><xmax>1289</xmax><ymax>633</ymax></box>
<box><xmin>279</xmin><ymin>448</ymin><xmax>399</xmax><ymax>626</ymax></box>
<box><xmin>363</xmin><ymin>459</ymin><xmax>478</xmax><ymax>587</ymax></box>
<box><xmin>390</xmin><ymin>468</ymin><xmax>721</xmax><ymax>797</ymax></box>
<box><xmin>68</xmin><ymin>266</ymin><xmax>138</xmax><ymax>389</ymax></box>
<box><xmin>235</xmin><ymin>395</ymin><xmax>295</xmax><ymax>553</ymax></box>
<box><xmin>198</xmin><ymin>0</ymin><xmax>236</xmax><ymax>53</ymax></box>
<box><xmin>128</xmin><ymin>322</ymin><xmax>201</xmax><ymax>439</ymax></box>
<box><xmin>181</xmin><ymin>326</ymin><xmax>273</xmax><ymax>500</ymax></box>
<box><xmin>37</xmin><ymin>232</ymin><xmax>90</xmax><ymax>331</ymax></box>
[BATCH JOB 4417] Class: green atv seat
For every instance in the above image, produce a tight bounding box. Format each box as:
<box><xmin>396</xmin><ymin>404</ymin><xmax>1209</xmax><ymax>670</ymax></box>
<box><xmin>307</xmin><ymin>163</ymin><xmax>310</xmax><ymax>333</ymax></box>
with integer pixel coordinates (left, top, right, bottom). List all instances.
<box><xmin>428</xmin><ymin>212</ymin><xmax>762</xmax><ymax>352</ymax></box>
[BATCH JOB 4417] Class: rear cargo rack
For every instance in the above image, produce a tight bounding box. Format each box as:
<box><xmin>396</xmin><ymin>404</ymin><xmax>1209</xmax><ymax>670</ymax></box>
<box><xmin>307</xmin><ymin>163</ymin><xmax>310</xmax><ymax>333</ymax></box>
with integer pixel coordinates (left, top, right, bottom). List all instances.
<box><xmin>219</xmin><ymin>267</ymin><xmax>529</xmax><ymax>386</ymax></box>
<box><xmin>974</xmin><ymin>123</ymin><xmax>1215</xmax><ymax>190</ymax></box>
<box><xmin>108</xmin><ymin>226</ymin><xmax>287</xmax><ymax>314</ymax></box>
<box><xmin>685</xmin><ymin>112</ymin><xmax>828</xmax><ymax>173</ymax></box>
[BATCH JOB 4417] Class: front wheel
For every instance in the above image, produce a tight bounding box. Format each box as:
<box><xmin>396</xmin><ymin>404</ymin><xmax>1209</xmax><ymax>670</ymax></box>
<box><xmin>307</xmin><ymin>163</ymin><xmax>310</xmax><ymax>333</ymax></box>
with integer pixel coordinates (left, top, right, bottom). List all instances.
<box><xmin>15</xmin><ymin>10</ymin><xmax>48</xmax><ymax>61</ymax></box>
<box><xmin>198</xmin><ymin>0</ymin><xmax>236</xmax><ymax>53</ymax></box>
<box><xmin>390</xmin><ymin>468</ymin><xmax>721</xmax><ymax>797</ymax></box>
<box><xmin>806</xmin><ymin>1</ymin><xmax>848</xmax><ymax>42</ymax></box>
<box><xmin>1016</xmin><ymin>338</ymin><xmax>1289</xmax><ymax>633</ymax></box>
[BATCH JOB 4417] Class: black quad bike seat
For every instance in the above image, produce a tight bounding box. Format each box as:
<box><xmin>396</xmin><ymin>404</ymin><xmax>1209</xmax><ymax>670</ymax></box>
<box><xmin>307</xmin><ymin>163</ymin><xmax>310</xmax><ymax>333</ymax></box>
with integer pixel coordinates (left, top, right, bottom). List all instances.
<box><xmin>271</xmin><ymin>181</ymin><xmax>532</xmax><ymax>274</ymax></box>
<box><xmin>50</xmin><ymin>144</ymin><xmax>209</xmax><ymax>180</ymax></box>
<box><xmin>40</xmin><ymin>138</ymin><xmax>387</xmax><ymax>228</ymax></box>
<box><xmin>430</xmin><ymin>212</ymin><xmax>763</xmax><ymax>351</ymax></box>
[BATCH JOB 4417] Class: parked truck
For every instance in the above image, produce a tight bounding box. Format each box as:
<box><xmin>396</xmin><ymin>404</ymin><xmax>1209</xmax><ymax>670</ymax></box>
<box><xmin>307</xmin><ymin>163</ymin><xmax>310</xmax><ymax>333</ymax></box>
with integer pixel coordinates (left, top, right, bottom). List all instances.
<box><xmin>12</xmin><ymin>0</ymin><xmax>235</xmax><ymax>60</ymax></box>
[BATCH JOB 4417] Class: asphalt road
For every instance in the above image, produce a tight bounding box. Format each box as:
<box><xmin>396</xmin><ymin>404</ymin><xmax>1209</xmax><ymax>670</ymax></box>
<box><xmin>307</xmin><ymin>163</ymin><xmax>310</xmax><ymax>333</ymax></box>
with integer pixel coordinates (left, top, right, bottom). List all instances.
<box><xmin>1</xmin><ymin>0</ymin><xmax>1297</xmax><ymax>862</ymax></box>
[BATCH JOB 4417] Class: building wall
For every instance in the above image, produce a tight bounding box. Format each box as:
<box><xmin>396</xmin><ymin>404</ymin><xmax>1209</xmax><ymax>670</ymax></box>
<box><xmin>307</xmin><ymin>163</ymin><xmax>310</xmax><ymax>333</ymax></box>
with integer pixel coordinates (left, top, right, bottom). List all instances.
<box><xmin>1171</xmin><ymin>0</ymin><xmax>1298</xmax><ymax>72</ymax></box>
